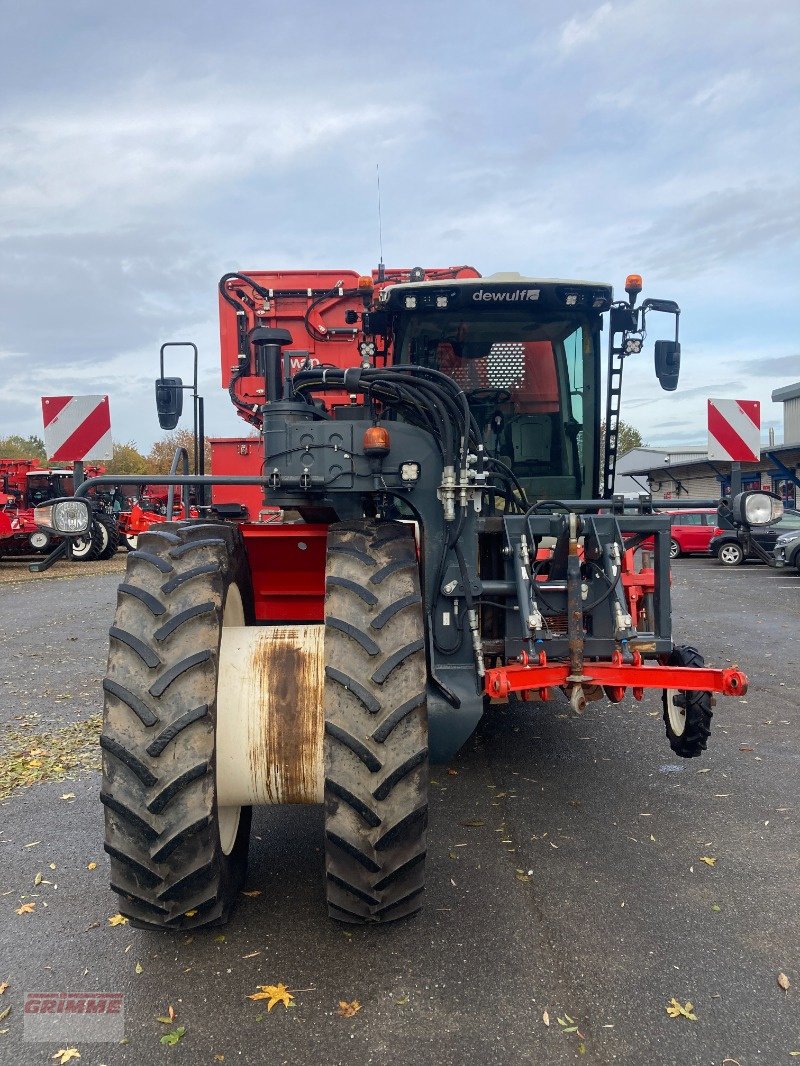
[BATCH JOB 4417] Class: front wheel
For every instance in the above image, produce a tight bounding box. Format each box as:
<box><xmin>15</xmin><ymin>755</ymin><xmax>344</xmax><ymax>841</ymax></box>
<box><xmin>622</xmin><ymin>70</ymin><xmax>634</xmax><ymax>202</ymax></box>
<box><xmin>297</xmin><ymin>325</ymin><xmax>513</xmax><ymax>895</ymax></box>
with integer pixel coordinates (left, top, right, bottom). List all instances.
<box><xmin>323</xmin><ymin>521</ymin><xmax>428</xmax><ymax>923</ymax></box>
<box><xmin>662</xmin><ymin>645</ymin><xmax>713</xmax><ymax>758</ymax></box>
<box><xmin>718</xmin><ymin>541</ymin><xmax>744</xmax><ymax>566</ymax></box>
<box><xmin>96</xmin><ymin>514</ymin><xmax>121</xmax><ymax>559</ymax></box>
<box><xmin>669</xmin><ymin>538</ymin><xmax>681</xmax><ymax>559</ymax></box>
<box><xmin>102</xmin><ymin>521</ymin><xmax>254</xmax><ymax>929</ymax></box>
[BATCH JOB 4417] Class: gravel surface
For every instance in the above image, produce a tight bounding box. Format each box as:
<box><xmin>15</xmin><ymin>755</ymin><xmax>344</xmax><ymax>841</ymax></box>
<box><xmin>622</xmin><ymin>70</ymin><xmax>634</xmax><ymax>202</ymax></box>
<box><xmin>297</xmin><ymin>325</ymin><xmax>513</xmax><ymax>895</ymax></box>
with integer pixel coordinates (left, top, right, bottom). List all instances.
<box><xmin>0</xmin><ymin>555</ymin><xmax>797</xmax><ymax>1065</ymax></box>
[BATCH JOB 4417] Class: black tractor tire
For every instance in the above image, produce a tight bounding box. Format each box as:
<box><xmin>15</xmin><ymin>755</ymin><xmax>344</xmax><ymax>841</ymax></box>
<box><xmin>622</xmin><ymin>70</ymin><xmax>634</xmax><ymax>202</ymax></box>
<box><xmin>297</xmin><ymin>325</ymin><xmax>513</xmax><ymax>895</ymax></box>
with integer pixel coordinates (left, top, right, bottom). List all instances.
<box><xmin>662</xmin><ymin>645</ymin><xmax>713</xmax><ymax>759</ymax></box>
<box><xmin>717</xmin><ymin>541</ymin><xmax>744</xmax><ymax>566</ymax></box>
<box><xmin>323</xmin><ymin>520</ymin><xmax>428</xmax><ymax>923</ymax></box>
<box><xmin>96</xmin><ymin>513</ymin><xmax>121</xmax><ymax>559</ymax></box>
<box><xmin>101</xmin><ymin>521</ymin><xmax>254</xmax><ymax>930</ymax></box>
<box><xmin>669</xmin><ymin>538</ymin><xmax>681</xmax><ymax>559</ymax></box>
<box><xmin>70</xmin><ymin>519</ymin><xmax>103</xmax><ymax>561</ymax></box>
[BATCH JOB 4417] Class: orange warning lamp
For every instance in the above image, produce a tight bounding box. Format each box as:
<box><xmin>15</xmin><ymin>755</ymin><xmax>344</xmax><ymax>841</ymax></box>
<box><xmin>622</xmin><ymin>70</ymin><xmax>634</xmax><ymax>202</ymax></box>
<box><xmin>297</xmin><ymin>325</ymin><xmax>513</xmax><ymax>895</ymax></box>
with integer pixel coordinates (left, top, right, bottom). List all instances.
<box><xmin>625</xmin><ymin>274</ymin><xmax>643</xmax><ymax>303</ymax></box>
<box><xmin>357</xmin><ymin>276</ymin><xmax>374</xmax><ymax>290</ymax></box>
<box><xmin>363</xmin><ymin>426</ymin><xmax>390</xmax><ymax>457</ymax></box>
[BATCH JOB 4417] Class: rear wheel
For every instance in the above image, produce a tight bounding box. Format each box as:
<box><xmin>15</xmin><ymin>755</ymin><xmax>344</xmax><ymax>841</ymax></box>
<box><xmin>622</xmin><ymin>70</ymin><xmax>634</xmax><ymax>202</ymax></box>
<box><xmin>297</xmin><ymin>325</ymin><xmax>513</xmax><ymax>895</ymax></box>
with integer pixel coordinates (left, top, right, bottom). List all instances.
<box><xmin>97</xmin><ymin>514</ymin><xmax>121</xmax><ymax>559</ymax></box>
<box><xmin>718</xmin><ymin>541</ymin><xmax>744</xmax><ymax>566</ymax></box>
<box><xmin>662</xmin><ymin>645</ymin><xmax>713</xmax><ymax>758</ymax></box>
<box><xmin>70</xmin><ymin>520</ymin><xmax>103</xmax><ymax>561</ymax></box>
<box><xmin>124</xmin><ymin>533</ymin><xmax>139</xmax><ymax>551</ymax></box>
<box><xmin>669</xmin><ymin>538</ymin><xmax>681</xmax><ymax>559</ymax></box>
<box><xmin>102</xmin><ymin>521</ymin><xmax>253</xmax><ymax>929</ymax></box>
<box><xmin>323</xmin><ymin>520</ymin><xmax>428</xmax><ymax>923</ymax></box>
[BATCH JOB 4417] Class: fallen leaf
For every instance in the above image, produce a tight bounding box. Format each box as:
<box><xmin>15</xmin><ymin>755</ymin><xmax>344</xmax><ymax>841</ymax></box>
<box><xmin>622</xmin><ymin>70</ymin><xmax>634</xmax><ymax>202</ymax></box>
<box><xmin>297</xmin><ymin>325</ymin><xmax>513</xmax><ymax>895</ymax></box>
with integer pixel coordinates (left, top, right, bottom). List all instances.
<box><xmin>16</xmin><ymin>902</ymin><xmax>36</xmax><ymax>915</ymax></box>
<box><xmin>87</xmin><ymin>863</ymin><xmax>97</xmax><ymax>871</ymax></box>
<box><xmin>52</xmin><ymin>1051</ymin><xmax>81</xmax><ymax>1065</ymax></box>
<box><xmin>184</xmin><ymin>909</ymin><xmax>198</xmax><ymax>917</ymax></box>
<box><xmin>248</xmin><ymin>983</ymin><xmax>294</xmax><ymax>1011</ymax></box>
<box><xmin>0</xmin><ymin>981</ymin><xmax>8</xmax><ymax>995</ymax></box>
<box><xmin>34</xmin><ymin>872</ymin><xmax>43</xmax><ymax>886</ymax></box>
<box><xmin>214</xmin><ymin>935</ymin><xmax>226</xmax><ymax>943</ymax></box>
<box><xmin>241</xmin><ymin>891</ymin><xmax>261</xmax><ymax>898</ymax></box>
<box><xmin>665</xmin><ymin>997</ymin><xmax>697</xmax><ymax>1020</ymax></box>
<box><xmin>134</xmin><ymin>963</ymin><xmax>143</xmax><ymax>975</ymax></box>
<box><xmin>777</xmin><ymin>972</ymin><xmax>790</xmax><ymax>992</ymax></box>
<box><xmin>160</xmin><ymin>1026</ymin><xmax>185</xmax><ymax>1046</ymax></box>
<box><xmin>712</xmin><ymin>904</ymin><xmax>721</xmax><ymax>912</ymax></box>
<box><xmin>700</xmin><ymin>856</ymin><xmax>717</xmax><ymax>867</ymax></box>
<box><xmin>24</xmin><ymin>841</ymin><xmax>41</xmax><ymax>848</ymax></box>
<box><xmin>156</xmin><ymin>1006</ymin><xmax>176</xmax><ymax>1024</ymax></box>
<box><xmin>241</xmin><ymin>952</ymin><xmax>260</xmax><ymax>960</ymax></box>
<box><xmin>337</xmin><ymin>1000</ymin><xmax>361</xmax><ymax>1017</ymax></box>
<box><xmin>214</xmin><ymin>1057</ymin><xmax>224</xmax><ymax>1063</ymax></box>
<box><xmin>543</xmin><ymin>1010</ymin><xmax>550</xmax><ymax>1026</ymax></box>
<box><xmin>395</xmin><ymin>994</ymin><xmax>409</xmax><ymax>1005</ymax></box>
<box><xmin>107</xmin><ymin>914</ymin><xmax>128</xmax><ymax>926</ymax></box>
<box><xmin>60</xmin><ymin>793</ymin><xmax>76</xmax><ymax>801</ymax></box>
<box><xmin>459</xmin><ymin>819</ymin><xmax>485</xmax><ymax>827</ymax></box>
<box><xmin>0</xmin><ymin>1007</ymin><xmax>10</xmax><ymax>1022</ymax></box>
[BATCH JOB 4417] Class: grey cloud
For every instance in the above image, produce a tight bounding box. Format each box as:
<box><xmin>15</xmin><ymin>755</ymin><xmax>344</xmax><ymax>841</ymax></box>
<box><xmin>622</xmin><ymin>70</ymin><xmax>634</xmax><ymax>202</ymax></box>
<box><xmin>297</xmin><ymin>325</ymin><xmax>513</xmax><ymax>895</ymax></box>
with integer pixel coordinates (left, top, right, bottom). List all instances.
<box><xmin>733</xmin><ymin>354</ymin><xmax>799</xmax><ymax>378</ymax></box>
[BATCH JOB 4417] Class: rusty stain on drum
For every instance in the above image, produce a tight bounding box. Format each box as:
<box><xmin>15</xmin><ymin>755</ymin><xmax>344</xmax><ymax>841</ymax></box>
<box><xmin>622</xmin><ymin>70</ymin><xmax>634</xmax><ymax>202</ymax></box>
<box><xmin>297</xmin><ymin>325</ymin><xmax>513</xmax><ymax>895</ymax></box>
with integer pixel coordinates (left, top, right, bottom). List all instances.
<box><xmin>247</xmin><ymin>626</ymin><xmax>323</xmax><ymax>803</ymax></box>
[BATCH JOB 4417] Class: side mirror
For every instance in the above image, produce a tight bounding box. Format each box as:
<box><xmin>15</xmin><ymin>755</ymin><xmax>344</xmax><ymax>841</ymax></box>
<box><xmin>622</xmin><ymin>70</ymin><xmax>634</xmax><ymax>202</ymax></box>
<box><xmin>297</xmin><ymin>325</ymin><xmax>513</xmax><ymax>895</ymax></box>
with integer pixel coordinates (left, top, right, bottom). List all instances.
<box><xmin>155</xmin><ymin>377</ymin><xmax>183</xmax><ymax>430</ymax></box>
<box><xmin>654</xmin><ymin>340</ymin><xmax>680</xmax><ymax>391</ymax></box>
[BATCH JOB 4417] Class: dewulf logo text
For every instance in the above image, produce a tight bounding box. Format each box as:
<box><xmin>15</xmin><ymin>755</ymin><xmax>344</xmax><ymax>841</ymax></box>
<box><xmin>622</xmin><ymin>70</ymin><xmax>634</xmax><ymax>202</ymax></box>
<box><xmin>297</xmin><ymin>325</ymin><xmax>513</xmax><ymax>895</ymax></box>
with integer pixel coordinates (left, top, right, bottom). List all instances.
<box><xmin>472</xmin><ymin>288</ymin><xmax>540</xmax><ymax>302</ymax></box>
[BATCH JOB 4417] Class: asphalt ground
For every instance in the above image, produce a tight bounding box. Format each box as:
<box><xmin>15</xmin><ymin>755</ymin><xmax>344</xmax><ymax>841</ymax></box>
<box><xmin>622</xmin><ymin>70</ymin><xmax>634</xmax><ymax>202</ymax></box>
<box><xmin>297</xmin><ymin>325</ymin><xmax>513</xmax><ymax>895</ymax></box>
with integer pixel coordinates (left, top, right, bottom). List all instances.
<box><xmin>0</xmin><ymin>552</ymin><xmax>797</xmax><ymax>1065</ymax></box>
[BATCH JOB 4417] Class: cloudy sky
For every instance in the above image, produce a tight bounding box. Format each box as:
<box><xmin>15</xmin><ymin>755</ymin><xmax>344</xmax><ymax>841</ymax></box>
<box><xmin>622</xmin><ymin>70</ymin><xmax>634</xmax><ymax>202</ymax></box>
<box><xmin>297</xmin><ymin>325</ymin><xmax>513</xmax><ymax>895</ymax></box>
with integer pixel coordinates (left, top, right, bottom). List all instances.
<box><xmin>1</xmin><ymin>0</ymin><xmax>797</xmax><ymax>454</ymax></box>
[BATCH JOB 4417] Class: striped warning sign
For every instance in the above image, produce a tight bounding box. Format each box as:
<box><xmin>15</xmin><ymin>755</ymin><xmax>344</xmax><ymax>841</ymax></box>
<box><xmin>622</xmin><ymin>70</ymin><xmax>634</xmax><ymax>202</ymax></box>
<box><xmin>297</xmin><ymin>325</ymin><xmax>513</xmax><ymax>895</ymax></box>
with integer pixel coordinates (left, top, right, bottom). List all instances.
<box><xmin>707</xmin><ymin>398</ymin><xmax>760</xmax><ymax>463</ymax></box>
<box><xmin>41</xmin><ymin>395</ymin><xmax>113</xmax><ymax>462</ymax></box>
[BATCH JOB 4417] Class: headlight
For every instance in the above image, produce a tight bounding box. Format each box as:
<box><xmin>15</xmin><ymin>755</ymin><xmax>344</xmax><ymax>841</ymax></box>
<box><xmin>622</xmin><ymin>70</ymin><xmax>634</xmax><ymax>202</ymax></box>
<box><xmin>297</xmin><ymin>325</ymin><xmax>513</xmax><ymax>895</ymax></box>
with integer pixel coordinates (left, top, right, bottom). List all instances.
<box><xmin>732</xmin><ymin>491</ymin><xmax>783</xmax><ymax>527</ymax></box>
<box><xmin>34</xmin><ymin>498</ymin><xmax>91</xmax><ymax>535</ymax></box>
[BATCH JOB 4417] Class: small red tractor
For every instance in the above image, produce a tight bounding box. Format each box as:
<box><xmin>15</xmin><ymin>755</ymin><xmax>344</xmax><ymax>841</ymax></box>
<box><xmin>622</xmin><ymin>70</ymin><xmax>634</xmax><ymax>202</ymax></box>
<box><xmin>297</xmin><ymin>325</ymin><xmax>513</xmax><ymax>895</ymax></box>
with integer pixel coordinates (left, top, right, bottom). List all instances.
<box><xmin>41</xmin><ymin>264</ymin><xmax>776</xmax><ymax>928</ymax></box>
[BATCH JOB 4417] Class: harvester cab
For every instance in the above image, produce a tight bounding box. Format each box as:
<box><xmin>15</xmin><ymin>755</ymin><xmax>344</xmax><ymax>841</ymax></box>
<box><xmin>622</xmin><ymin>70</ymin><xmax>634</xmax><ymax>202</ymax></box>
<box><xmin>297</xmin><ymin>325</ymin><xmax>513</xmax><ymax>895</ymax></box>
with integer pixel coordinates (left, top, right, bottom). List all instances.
<box><xmin>68</xmin><ymin>264</ymin><xmax>766</xmax><ymax>930</ymax></box>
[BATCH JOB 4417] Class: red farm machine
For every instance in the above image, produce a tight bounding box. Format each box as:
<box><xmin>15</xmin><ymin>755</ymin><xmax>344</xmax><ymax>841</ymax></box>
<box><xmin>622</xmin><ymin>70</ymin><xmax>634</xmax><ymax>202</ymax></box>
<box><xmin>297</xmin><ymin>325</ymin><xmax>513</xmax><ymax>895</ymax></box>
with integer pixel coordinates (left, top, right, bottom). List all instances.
<box><xmin>42</xmin><ymin>264</ymin><xmax>774</xmax><ymax>928</ymax></box>
<box><xmin>0</xmin><ymin>459</ymin><xmax>117</xmax><ymax>561</ymax></box>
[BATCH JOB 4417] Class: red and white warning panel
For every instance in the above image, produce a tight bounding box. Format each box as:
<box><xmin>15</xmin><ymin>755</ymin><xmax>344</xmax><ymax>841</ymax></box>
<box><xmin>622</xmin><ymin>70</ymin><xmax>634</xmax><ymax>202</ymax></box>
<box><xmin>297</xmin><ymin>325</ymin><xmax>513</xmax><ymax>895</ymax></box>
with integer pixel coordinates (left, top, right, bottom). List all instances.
<box><xmin>707</xmin><ymin>398</ymin><xmax>760</xmax><ymax>463</ymax></box>
<box><xmin>41</xmin><ymin>395</ymin><xmax>113</xmax><ymax>462</ymax></box>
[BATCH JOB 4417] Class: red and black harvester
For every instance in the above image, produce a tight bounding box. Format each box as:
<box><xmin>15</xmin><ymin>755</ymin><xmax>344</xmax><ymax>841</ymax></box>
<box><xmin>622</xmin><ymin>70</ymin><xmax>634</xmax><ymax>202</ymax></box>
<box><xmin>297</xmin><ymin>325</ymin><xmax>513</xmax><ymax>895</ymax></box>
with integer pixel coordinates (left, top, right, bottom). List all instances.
<box><xmin>42</xmin><ymin>264</ymin><xmax>771</xmax><ymax>928</ymax></box>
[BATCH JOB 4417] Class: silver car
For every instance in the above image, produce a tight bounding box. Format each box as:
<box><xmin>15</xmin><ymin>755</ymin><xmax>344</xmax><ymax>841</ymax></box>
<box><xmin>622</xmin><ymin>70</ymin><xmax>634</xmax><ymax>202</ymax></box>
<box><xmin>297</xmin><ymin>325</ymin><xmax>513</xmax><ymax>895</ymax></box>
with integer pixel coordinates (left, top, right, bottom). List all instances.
<box><xmin>773</xmin><ymin>527</ymin><xmax>800</xmax><ymax>573</ymax></box>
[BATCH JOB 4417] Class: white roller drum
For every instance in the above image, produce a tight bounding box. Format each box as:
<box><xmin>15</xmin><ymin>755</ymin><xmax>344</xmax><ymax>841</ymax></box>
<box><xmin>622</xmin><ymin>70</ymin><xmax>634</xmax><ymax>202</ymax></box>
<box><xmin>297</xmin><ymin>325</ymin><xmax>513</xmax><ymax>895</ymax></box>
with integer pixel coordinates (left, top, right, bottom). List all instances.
<box><xmin>216</xmin><ymin>624</ymin><xmax>325</xmax><ymax>806</ymax></box>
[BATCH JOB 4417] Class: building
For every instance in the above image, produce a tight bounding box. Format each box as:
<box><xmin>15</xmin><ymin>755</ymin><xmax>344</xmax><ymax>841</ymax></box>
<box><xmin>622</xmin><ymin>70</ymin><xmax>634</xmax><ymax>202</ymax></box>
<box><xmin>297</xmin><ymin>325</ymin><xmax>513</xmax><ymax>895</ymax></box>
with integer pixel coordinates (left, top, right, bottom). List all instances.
<box><xmin>616</xmin><ymin>382</ymin><xmax>800</xmax><ymax>506</ymax></box>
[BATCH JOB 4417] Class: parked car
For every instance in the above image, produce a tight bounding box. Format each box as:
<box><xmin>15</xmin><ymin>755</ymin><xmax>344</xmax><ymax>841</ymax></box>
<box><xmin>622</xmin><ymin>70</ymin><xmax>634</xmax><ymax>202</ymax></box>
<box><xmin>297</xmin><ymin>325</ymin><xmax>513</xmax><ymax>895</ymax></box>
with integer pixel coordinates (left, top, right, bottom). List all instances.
<box><xmin>709</xmin><ymin>508</ymin><xmax>800</xmax><ymax>565</ymax></box>
<box><xmin>662</xmin><ymin>509</ymin><xmax>719</xmax><ymax>558</ymax></box>
<box><xmin>773</xmin><ymin>527</ymin><xmax>800</xmax><ymax>573</ymax></box>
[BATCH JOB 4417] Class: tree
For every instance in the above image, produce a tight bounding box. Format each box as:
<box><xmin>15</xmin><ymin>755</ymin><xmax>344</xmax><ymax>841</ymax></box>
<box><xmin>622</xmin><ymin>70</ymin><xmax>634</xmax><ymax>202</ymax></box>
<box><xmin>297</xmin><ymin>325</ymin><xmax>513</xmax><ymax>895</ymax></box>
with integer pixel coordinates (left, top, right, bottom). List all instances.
<box><xmin>103</xmin><ymin>441</ymin><xmax>150</xmax><ymax>476</ymax></box>
<box><xmin>599</xmin><ymin>420</ymin><xmax>646</xmax><ymax>480</ymax></box>
<box><xmin>0</xmin><ymin>434</ymin><xmax>47</xmax><ymax>461</ymax></box>
<box><xmin>146</xmin><ymin>428</ymin><xmax>212</xmax><ymax>475</ymax></box>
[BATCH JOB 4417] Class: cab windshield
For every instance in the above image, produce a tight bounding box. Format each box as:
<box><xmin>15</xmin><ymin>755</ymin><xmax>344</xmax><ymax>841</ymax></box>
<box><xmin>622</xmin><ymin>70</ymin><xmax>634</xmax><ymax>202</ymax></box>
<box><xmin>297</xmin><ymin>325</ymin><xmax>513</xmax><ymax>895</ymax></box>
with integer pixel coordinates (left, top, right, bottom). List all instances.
<box><xmin>396</xmin><ymin>311</ymin><xmax>598</xmax><ymax>499</ymax></box>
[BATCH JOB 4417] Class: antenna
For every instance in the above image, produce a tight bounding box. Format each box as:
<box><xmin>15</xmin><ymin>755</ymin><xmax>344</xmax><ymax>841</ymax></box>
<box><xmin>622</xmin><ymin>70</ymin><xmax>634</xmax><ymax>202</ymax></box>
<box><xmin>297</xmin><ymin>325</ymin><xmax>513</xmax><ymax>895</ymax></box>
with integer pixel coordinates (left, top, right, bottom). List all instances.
<box><xmin>376</xmin><ymin>164</ymin><xmax>385</xmax><ymax>282</ymax></box>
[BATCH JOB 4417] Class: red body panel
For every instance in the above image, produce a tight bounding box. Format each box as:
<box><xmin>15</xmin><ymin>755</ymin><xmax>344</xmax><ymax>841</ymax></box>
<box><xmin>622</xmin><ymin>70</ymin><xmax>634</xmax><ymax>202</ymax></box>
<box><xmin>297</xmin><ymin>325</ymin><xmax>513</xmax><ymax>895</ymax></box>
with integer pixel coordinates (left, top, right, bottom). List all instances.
<box><xmin>242</xmin><ymin>523</ymin><xmax>327</xmax><ymax>622</ymax></box>
<box><xmin>209</xmin><ymin>437</ymin><xmax>264</xmax><ymax>518</ymax></box>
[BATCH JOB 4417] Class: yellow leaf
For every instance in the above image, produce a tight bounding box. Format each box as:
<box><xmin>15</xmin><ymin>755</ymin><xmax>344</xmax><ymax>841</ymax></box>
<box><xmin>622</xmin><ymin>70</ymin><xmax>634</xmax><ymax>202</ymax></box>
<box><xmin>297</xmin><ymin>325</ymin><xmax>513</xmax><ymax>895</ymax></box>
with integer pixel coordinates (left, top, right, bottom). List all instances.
<box><xmin>248</xmin><ymin>983</ymin><xmax>294</xmax><ymax>1011</ymax></box>
<box><xmin>337</xmin><ymin>1000</ymin><xmax>362</xmax><ymax>1017</ymax></box>
<box><xmin>16</xmin><ymin>902</ymin><xmax>36</xmax><ymax>915</ymax></box>
<box><xmin>52</xmin><ymin>1051</ymin><xmax>81</xmax><ymax>1065</ymax></box>
<box><xmin>184</xmin><ymin>910</ymin><xmax>198</xmax><ymax>917</ymax></box>
<box><xmin>135</xmin><ymin>963</ymin><xmax>143</xmax><ymax>975</ymax></box>
<box><xmin>777</xmin><ymin>972</ymin><xmax>790</xmax><ymax>991</ymax></box>
<box><xmin>241</xmin><ymin>890</ymin><xmax>261</xmax><ymax>898</ymax></box>
<box><xmin>107</xmin><ymin>913</ymin><xmax>129</xmax><ymax>926</ymax></box>
<box><xmin>87</xmin><ymin>862</ymin><xmax>97</xmax><ymax>871</ymax></box>
<box><xmin>156</xmin><ymin>1005</ymin><xmax>176</xmax><ymax>1024</ymax></box>
<box><xmin>0</xmin><ymin>981</ymin><xmax>8</xmax><ymax>996</ymax></box>
<box><xmin>542</xmin><ymin>1010</ymin><xmax>550</xmax><ymax>1026</ymax></box>
<box><xmin>700</xmin><ymin>856</ymin><xmax>717</xmax><ymax>867</ymax></box>
<box><xmin>665</xmin><ymin>997</ymin><xmax>697</xmax><ymax>1021</ymax></box>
